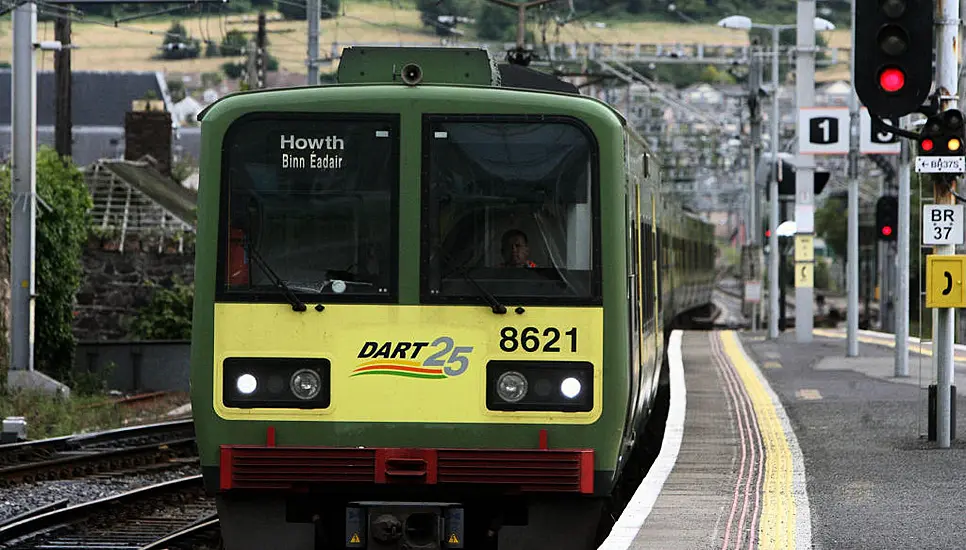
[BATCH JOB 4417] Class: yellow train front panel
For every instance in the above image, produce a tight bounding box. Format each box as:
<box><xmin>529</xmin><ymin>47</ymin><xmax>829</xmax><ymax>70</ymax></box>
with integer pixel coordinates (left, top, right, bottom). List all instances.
<box><xmin>212</xmin><ymin>304</ymin><xmax>604</xmax><ymax>425</ymax></box>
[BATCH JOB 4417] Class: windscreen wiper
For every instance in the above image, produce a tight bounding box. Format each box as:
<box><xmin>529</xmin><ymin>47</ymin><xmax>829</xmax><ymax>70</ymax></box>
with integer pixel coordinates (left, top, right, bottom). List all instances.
<box><xmin>246</xmin><ymin>245</ymin><xmax>308</xmax><ymax>312</ymax></box>
<box><xmin>459</xmin><ymin>267</ymin><xmax>506</xmax><ymax>314</ymax></box>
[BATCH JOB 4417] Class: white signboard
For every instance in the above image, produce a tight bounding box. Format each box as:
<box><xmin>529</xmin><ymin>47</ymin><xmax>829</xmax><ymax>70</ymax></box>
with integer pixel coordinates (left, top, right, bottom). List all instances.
<box><xmin>859</xmin><ymin>108</ymin><xmax>901</xmax><ymax>155</ymax></box>
<box><xmin>744</xmin><ymin>281</ymin><xmax>762</xmax><ymax>304</ymax></box>
<box><xmin>923</xmin><ymin>205</ymin><xmax>965</xmax><ymax>245</ymax></box>
<box><xmin>798</xmin><ymin>107</ymin><xmax>850</xmax><ymax>155</ymax></box>
<box><xmin>795</xmin><ymin>204</ymin><xmax>815</xmax><ymax>233</ymax></box>
<box><xmin>916</xmin><ymin>156</ymin><xmax>966</xmax><ymax>174</ymax></box>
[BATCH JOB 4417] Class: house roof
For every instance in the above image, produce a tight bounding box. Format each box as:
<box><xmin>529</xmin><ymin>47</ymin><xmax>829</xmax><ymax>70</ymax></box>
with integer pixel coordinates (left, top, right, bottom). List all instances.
<box><xmin>0</xmin><ymin>125</ymin><xmax>201</xmax><ymax>168</ymax></box>
<box><xmin>0</xmin><ymin>70</ymin><xmax>171</xmax><ymax>127</ymax></box>
<box><xmin>99</xmin><ymin>158</ymin><xmax>197</xmax><ymax>225</ymax></box>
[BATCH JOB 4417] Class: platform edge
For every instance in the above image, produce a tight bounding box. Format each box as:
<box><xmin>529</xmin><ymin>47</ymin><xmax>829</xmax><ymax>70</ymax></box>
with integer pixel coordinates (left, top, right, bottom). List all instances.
<box><xmin>596</xmin><ymin>329</ymin><xmax>687</xmax><ymax>550</ymax></box>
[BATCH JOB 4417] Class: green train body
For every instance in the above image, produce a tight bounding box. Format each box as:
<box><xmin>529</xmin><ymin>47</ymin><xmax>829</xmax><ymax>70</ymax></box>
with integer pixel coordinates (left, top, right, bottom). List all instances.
<box><xmin>190</xmin><ymin>47</ymin><xmax>715</xmax><ymax>550</ymax></box>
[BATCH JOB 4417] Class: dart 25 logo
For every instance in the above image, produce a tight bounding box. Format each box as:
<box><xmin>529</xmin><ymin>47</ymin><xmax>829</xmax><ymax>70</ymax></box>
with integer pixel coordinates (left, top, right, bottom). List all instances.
<box><xmin>350</xmin><ymin>337</ymin><xmax>474</xmax><ymax>379</ymax></box>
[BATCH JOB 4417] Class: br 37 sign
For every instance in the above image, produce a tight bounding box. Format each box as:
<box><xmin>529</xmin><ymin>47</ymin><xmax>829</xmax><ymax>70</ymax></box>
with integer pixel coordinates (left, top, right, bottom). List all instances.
<box><xmin>923</xmin><ymin>205</ymin><xmax>965</xmax><ymax>246</ymax></box>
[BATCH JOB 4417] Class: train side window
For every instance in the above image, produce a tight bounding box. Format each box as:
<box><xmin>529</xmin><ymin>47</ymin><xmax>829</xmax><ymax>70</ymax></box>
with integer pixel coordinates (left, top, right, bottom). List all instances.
<box><xmin>641</xmin><ymin>223</ymin><xmax>654</xmax><ymax>319</ymax></box>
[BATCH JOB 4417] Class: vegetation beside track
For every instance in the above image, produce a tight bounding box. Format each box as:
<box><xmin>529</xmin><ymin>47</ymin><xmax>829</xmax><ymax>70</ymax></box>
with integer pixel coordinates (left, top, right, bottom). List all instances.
<box><xmin>0</xmin><ymin>390</ymin><xmax>191</xmax><ymax>439</ymax></box>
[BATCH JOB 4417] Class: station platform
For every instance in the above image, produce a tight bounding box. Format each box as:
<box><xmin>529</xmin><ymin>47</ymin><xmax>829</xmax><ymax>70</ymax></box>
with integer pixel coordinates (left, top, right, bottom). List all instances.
<box><xmin>598</xmin><ymin>329</ymin><xmax>966</xmax><ymax>550</ymax></box>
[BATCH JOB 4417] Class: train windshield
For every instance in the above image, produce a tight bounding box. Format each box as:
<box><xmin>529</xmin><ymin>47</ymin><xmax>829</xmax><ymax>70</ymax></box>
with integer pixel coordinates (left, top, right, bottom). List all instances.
<box><xmin>220</xmin><ymin>115</ymin><xmax>398</xmax><ymax>301</ymax></box>
<box><xmin>422</xmin><ymin>117</ymin><xmax>600</xmax><ymax>304</ymax></box>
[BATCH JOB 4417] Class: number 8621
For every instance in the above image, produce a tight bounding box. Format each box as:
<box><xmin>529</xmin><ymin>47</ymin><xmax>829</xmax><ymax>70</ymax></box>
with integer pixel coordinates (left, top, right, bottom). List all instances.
<box><xmin>499</xmin><ymin>327</ymin><xmax>577</xmax><ymax>353</ymax></box>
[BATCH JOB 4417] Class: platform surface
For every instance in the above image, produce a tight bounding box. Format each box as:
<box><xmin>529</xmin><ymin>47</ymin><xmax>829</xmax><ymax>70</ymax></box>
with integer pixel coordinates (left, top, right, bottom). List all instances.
<box><xmin>742</xmin><ymin>330</ymin><xmax>966</xmax><ymax>550</ymax></box>
<box><xmin>599</xmin><ymin>328</ymin><xmax>966</xmax><ymax>550</ymax></box>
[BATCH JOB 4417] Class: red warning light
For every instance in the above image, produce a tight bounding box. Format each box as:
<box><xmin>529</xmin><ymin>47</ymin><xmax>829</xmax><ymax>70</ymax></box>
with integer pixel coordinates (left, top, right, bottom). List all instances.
<box><xmin>881</xmin><ymin>225</ymin><xmax>893</xmax><ymax>237</ymax></box>
<box><xmin>922</xmin><ymin>138</ymin><xmax>935</xmax><ymax>152</ymax></box>
<box><xmin>878</xmin><ymin>67</ymin><xmax>906</xmax><ymax>93</ymax></box>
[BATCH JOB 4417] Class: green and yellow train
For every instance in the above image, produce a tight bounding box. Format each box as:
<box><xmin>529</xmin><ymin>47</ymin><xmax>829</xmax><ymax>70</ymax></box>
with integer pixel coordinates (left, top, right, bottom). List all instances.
<box><xmin>190</xmin><ymin>47</ymin><xmax>716</xmax><ymax>550</ymax></box>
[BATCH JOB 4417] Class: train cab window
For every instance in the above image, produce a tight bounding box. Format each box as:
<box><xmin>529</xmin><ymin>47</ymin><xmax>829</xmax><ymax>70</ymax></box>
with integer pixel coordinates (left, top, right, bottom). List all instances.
<box><xmin>421</xmin><ymin>117</ymin><xmax>600</xmax><ymax>305</ymax></box>
<box><xmin>218</xmin><ymin>115</ymin><xmax>399</xmax><ymax>302</ymax></box>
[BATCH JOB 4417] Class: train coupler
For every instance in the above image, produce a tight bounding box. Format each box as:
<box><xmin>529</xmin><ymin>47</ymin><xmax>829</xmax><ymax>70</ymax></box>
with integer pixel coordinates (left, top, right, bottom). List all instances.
<box><xmin>345</xmin><ymin>502</ymin><xmax>464</xmax><ymax>550</ymax></box>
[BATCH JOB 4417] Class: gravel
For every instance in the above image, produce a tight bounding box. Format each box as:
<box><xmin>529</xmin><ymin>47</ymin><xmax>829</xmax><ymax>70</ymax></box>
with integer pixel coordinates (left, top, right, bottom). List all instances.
<box><xmin>0</xmin><ymin>464</ymin><xmax>200</xmax><ymax>523</ymax></box>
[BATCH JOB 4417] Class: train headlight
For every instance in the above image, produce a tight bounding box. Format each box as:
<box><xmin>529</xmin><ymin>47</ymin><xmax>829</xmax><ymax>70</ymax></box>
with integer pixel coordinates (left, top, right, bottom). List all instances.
<box><xmin>560</xmin><ymin>377</ymin><xmax>581</xmax><ymax>399</ymax></box>
<box><xmin>496</xmin><ymin>371</ymin><xmax>529</xmax><ymax>403</ymax></box>
<box><xmin>486</xmin><ymin>361</ymin><xmax>593</xmax><ymax>412</ymax></box>
<box><xmin>223</xmin><ymin>358</ymin><xmax>330</xmax><ymax>409</ymax></box>
<box><xmin>236</xmin><ymin>373</ymin><xmax>258</xmax><ymax>395</ymax></box>
<box><xmin>290</xmin><ymin>369</ymin><xmax>322</xmax><ymax>400</ymax></box>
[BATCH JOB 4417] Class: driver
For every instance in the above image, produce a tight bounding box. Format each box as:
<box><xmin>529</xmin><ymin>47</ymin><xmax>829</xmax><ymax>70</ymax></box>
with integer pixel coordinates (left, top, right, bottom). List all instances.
<box><xmin>499</xmin><ymin>229</ymin><xmax>537</xmax><ymax>268</ymax></box>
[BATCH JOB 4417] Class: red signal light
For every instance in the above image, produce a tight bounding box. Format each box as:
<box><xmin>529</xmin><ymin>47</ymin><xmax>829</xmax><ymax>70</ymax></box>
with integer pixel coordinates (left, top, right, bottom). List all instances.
<box><xmin>878</xmin><ymin>67</ymin><xmax>906</xmax><ymax>93</ymax></box>
<box><xmin>765</xmin><ymin>230</ymin><xmax>771</xmax><ymax>238</ymax></box>
<box><xmin>882</xmin><ymin>225</ymin><xmax>893</xmax><ymax>237</ymax></box>
<box><xmin>922</xmin><ymin>138</ymin><xmax>935</xmax><ymax>152</ymax></box>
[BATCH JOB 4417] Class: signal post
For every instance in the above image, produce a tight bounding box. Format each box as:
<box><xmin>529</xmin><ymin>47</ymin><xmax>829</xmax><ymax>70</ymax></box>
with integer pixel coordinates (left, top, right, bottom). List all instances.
<box><xmin>855</xmin><ymin>0</ymin><xmax>963</xmax><ymax>447</ymax></box>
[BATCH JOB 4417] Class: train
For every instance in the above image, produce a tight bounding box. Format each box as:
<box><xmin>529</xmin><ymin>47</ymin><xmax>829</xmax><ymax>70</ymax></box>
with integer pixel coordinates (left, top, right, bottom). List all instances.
<box><xmin>190</xmin><ymin>46</ymin><xmax>717</xmax><ymax>550</ymax></box>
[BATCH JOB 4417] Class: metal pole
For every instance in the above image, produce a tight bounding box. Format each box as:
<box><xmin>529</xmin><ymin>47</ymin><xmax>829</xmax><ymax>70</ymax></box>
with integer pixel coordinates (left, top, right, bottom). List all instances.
<box><xmin>847</xmin><ymin>0</ymin><xmax>859</xmax><ymax>356</ymax></box>
<box><xmin>934</xmin><ymin>0</ymin><xmax>959</xmax><ymax>449</ymax></box>
<box><xmin>896</xmin><ymin>115</ymin><xmax>909</xmax><ymax>376</ymax></box>
<box><xmin>11</xmin><ymin>2</ymin><xmax>37</xmax><ymax>372</ymax></box>
<box><xmin>54</xmin><ymin>16</ymin><xmax>71</xmax><ymax>159</ymax></box>
<box><xmin>769</xmin><ymin>25</ymin><xmax>780</xmax><ymax>339</ymax></box>
<box><xmin>795</xmin><ymin>1</ymin><xmax>816</xmax><ymax>343</ymax></box>
<box><xmin>749</xmin><ymin>45</ymin><xmax>762</xmax><ymax>332</ymax></box>
<box><xmin>306</xmin><ymin>0</ymin><xmax>320</xmax><ymax>85</ymax></box>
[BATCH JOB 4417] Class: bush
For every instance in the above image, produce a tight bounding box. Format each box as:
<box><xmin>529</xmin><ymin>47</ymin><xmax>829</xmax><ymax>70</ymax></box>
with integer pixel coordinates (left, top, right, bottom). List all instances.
<box><xmin>0</xmin><ymin>148</ymin><xmax>93</xmax><ymax>383</ymax></box>
<box><xmin>160</xmin><ymin>21</ymin><xmax>201</xmax><ymax>60</ymax></box>
<box><xmin>476</xmin><ymin>4</ymin><xmax>516</xmax><ymax>41</ymax></box>
<box><xmin>222</xmin><ymin>62</ymin><xmax>245</xmax><ymax>79</ymax></box>
<box><xmin>220</xmin><ymin>29</ymin><xmax>249</xmax><ymax>57</ymax></box>
<box><xmin>126</xmin><ymin>277</ymin><xmax>194</xmax><ymax>340</ymax></box>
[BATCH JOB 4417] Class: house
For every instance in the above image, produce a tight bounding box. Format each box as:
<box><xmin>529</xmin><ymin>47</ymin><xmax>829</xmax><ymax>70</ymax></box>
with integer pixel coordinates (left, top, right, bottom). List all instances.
<box><xmin>171</xmin><ymin>96</ymin><xmax>204</xmax><ymax>126</ymax></box>
<box><xmin>0</xmin><ymin>70</ymin><xmax>201</xmax><ymax>166</ymax></box>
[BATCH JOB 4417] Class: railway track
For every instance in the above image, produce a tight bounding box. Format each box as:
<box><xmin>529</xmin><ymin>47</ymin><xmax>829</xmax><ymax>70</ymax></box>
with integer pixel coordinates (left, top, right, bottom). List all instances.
<box><xmin>0</xmin><ymin>475</ymin><xmax>217</xmax><ymax>549</ymax></box>
<box><xmin>0</xmin><ymin>419</ymin><xmax>196</xmax><ymax>486</ymax></box>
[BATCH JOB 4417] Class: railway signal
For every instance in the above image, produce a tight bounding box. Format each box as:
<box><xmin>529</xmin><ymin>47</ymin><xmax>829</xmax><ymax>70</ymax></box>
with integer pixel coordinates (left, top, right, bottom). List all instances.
<box><xmin>876</xmin><ymin>195</ymin><xmax>899</xmax><ymax>241</ymax></box>
<box><xmin>854</xmin><ymin>0</ymin><xmax>934</xmax><ymax>118</ymax></box>
<box><xmin>918</xmin><ymin>110</ymin><xmax>965</xmax><ymax>157</ymax></box>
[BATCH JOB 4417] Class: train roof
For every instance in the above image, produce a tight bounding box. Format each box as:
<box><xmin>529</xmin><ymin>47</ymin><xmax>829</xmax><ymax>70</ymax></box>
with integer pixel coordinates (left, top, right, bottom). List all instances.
<box><xmin>199</xmin><ymin>47</ymin><xmax>594</xmax><ymax>121</ymax></box>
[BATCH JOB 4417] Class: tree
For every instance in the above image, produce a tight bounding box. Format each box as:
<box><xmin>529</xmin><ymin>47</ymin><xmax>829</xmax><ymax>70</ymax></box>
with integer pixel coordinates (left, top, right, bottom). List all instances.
<box><xmin>220</xmin><ymin>29</ymin><xmax>249</xmax><ymax>57</ymax></box>
<box><xmin>160</xmin><ymin>21</ymin><xmax>201</xmax><ymax>60</ymax></box>
<box><xmin>815</xmin><ymin>195</ymin><xmax>848</xmax><ymax>260</ymax></box>
<box><xmin>416</xmin><ymin>0</ymin><xmax>467</xmax><ymax>35</ymax></box>
<box><xmin>0</xmin><ymin>147</ymin><xmax>93</xmax><ymax>383</ymax></box>
<box><xmin>476</xmin><ymin>4</ymin><xmax>518</xmax><ymax>41</ymax></box>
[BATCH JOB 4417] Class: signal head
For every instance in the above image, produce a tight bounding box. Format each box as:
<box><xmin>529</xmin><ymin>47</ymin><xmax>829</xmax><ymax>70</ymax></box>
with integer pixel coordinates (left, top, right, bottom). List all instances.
<box><xmin>854</xmin><ymin>0</ymin><xmax>934</xmax><ymax>117</ymax></box>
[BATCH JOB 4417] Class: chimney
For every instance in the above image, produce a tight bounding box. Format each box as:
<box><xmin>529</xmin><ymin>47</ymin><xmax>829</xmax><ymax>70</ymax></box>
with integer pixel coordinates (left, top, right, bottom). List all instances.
<box><xmin>124</xmin><ymin>99</ymin><xmax>172</xmax><ymax>176</ymax></box>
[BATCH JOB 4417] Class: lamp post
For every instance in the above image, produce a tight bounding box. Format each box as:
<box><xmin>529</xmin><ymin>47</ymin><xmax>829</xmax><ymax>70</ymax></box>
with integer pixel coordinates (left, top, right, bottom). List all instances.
<box><xmin>717</xmin><ymin>14</ymin><xmax>834</xmax><ymax>339</ymax></box>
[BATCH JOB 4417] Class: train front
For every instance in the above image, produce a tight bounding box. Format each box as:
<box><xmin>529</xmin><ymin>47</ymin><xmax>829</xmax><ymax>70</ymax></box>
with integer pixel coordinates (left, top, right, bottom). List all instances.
<box><xmin>190</xmin><ymin>49</ymin><xmax>630</xmax><ymax>550</ymax></box>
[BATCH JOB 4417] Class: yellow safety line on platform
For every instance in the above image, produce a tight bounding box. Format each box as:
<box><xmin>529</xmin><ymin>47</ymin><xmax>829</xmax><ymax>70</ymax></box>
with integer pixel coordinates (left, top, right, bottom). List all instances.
<box><xmin>720</xmin><ymin>331</ymin><xmax>796</xmax><ymax>550</ymax></box>
<box><xmin>812</xmin><ymin>328</ymin><xmax>966</xmax><ymax>362</ymax></box>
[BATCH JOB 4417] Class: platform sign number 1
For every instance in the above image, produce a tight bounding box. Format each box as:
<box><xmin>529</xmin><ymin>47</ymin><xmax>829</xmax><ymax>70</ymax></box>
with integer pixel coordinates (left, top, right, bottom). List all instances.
<box><xmin>799</xmin><ymin>107</ymin><xmax>850</xmax><ymax>155</ymax></box>
<box><xmin>923</xmin><ymin>205</ymin><xmax>965</xmax><ymax>246</ymax></box>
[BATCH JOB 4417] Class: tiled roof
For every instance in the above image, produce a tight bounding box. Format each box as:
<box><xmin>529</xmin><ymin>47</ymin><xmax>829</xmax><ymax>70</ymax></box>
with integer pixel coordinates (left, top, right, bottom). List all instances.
<box><xmin>0</xmin><ymin>70</ymin><xmax>170</xmax><ymax>126</ymax></box>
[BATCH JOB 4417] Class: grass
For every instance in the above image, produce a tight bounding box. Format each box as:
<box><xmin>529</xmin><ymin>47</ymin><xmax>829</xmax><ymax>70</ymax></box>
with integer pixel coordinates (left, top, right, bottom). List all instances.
<box><xmin>0</xmin><ymin>2</ymin><xmax>851</xmax><ymax>77</ymax></box>
<box><xmin>0</xmin><ymin>389</ymin><xmax>191</xmax><ymax>440</ymax></box>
